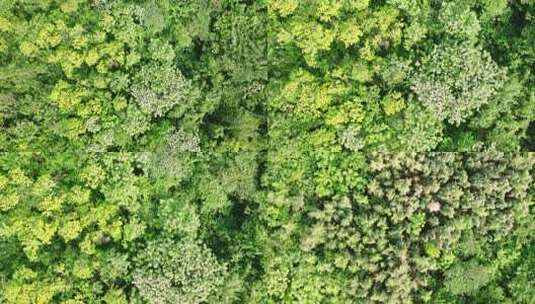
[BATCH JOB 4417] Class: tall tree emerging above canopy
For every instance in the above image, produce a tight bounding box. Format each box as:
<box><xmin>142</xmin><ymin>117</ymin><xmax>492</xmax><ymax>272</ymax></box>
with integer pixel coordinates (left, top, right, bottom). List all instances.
<box><xmin>411</xmin><ymin>42</ymin><xmax>507</xmax><ymax>125</ymax></box>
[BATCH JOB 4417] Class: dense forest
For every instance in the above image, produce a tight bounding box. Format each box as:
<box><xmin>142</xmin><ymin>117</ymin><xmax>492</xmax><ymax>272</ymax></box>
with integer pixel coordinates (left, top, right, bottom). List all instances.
<box><xmin>0</xmin><ymin>0</ymin><xmax>534</xmax><ymax>303</ymax></box>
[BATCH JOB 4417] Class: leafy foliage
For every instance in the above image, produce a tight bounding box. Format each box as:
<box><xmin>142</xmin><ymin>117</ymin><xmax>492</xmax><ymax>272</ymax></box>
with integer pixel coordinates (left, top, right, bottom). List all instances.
<box><xmin>411</xmin><ymin>42</ymin><xmax>506</xmax><ymax>125</ymax></box>
<box><xmin>133</xmin><ymin>240</ymin><xmax>226</xmax><ymax>304</ymax></box>
<box><xmin>0</xmin><ymin>0</ymin><xmax>534</xmax><ymax>303</ymax></box>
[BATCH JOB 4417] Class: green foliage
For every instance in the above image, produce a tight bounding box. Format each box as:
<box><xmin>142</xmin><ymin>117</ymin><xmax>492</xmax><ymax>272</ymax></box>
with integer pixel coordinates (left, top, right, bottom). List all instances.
<box><xmin>437</xmin><ymin>1</ymin><xmax>481</xmax><ymax>41</ymax></box>
<box><xmin>508</xmin><ymin>244</ymin><xmax>535</xmax><ymax>303</ymax></box>
<box><xmin>412</xmin><ymin>42</ymin><xmax>507</xmax><ymax>125</ymax></box>
<box><xmin>259</xmin><ymin>152</ymin><xmax>534</xmax><ymax>302</ymax></box>
<box><xmin>444</xmin><ymin>260</ymin><xmax>492</xmax><ymax>295</ymax></box>
<box><xmin>132</xmin><ymin>239</ymin><xmax>226</xmax><ymax>304</ymax></box>
<box><xmin>1</xmin><ymin>0</ymin><xmax>534</xmax><ymax>303</ymax></box>
<box><xmin>130</xmin><ymin>64</ymin><xmax>193</xmax><ymax>118</ymax></box>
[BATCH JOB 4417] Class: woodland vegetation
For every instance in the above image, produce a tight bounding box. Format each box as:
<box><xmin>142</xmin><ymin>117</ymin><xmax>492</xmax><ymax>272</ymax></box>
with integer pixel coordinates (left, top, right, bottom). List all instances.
<box><xmin>0</xmin><ymin>0</ymin><xmax>534</xmax><ymax>303</ymax></box>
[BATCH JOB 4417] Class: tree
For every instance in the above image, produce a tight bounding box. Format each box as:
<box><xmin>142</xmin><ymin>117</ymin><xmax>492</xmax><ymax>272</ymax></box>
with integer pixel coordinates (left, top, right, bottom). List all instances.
<box><xmin>132</xmin><ymin>239</ymin><xmax>226</xmax><ymax>304</ymax></box>
<box><xmin>411</xmin><ymin>42</ymin><xmax>507</xmax><ymax>125</ymax></box>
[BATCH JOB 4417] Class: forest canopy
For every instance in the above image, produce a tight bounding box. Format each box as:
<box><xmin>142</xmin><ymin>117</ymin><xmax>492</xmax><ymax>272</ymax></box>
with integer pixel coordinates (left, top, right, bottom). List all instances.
<box><xmin>0</xmin><ymin>0</ymin><xmax>534</xmax><ymax>303</ymax></box>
